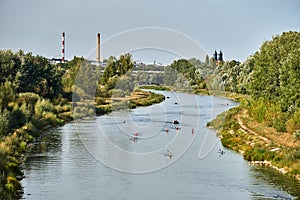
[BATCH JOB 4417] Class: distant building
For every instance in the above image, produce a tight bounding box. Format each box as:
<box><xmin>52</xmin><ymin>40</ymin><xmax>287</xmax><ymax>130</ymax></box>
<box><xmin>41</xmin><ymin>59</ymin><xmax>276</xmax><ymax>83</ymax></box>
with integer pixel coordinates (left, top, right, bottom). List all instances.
<box><xmin>213</xmin><ymin>50</ymin><xmax>218</xmax><ymax>61</ymax></box>
<box><xmin>218</xmin><ymin>50</ymin><xmax>223</xmax><ymax>62</ymax></box>
<box><xmin>49</xmin><ymin>58</ymin><xmax>68</xmax><ymax>65</ymax></box>
<box><xmin>212</xmin><ymin>50</ymin><xmax>224</xmax><ymax>66</ymax></box>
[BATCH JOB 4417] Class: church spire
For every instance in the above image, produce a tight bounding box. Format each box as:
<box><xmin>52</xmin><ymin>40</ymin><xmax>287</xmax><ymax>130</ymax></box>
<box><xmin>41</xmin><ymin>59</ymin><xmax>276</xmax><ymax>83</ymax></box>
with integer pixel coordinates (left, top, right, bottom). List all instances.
<box><xmin>213</xmin><ymin>50</ymin><xmax>218</xmax><ymax>61</ymax></box>
<box><xmin>218</xmin><ymin>50</ymin><xmax>223</xmax><ymax>62</ymax></box>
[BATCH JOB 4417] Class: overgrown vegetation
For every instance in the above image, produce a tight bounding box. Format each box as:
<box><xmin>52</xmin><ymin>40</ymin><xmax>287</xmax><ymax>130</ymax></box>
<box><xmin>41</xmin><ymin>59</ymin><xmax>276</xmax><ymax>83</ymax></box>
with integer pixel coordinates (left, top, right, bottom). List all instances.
<box><xmin>210</xmin><ymin>31</ymin><xmax>300</xmax><ymax>134</ymax></box>
<box><xmin>207</xmin><ymin>31</ymin><xmax>300</xmax><ymax>180</ymax></box>
<box><xmin>0</xmin><ymin>51</ymin><xmax>164</xmax><ymax>199</ymax></box>
<box><xmin>139</xmin><ymin>85</ymin><xmax>171</xmax><ymax>91</ymax></box>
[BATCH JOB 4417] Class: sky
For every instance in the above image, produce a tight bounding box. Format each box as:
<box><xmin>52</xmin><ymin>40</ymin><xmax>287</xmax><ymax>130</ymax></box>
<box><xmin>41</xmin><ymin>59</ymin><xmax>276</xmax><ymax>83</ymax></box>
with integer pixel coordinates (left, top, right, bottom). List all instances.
<box><xmin>0</xmin><ymin>0</ymin><xmax>299</xmax><ymax>64</ymax></box>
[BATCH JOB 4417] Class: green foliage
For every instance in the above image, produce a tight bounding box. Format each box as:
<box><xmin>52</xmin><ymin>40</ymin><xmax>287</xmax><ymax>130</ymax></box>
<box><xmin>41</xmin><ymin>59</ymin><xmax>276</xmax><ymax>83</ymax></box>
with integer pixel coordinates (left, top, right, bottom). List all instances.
<box><xmin>279</xmin><ymin>48</ymin><xmax>300</xmax><ymax>112</ymax></box>
<box><xmin>62</xmin><ymin>56</ymin><xmax>85</xmax><ymax>93</ymax></box>
<box><xmin>35</xmin><ymin>98</ymin><xmax>56</xmax><ymax>119</ymax></box>
<box><xmin>0</xmin><ymin>81</ymin><xmax>16</xmax><ymax>112</ymax></box>
<box><xmin>0</xmin><ymin>50</ymin><xmax>63</xmax><ymax>99</ymax></box>
<box><xmin>272</xmin><ymin>112</ymin><xmax>288</xmax><ymax>132</ymax></box>
<box><xmin>139</xmin><ymin>85</ymin><xmax>171</xmax><ymax>91</ymax></box>
<box><xmin>96</xmin><ymin>54</ymin><xmax>135</xmax><ymax>99</ymax></box>
<box><xmin>0</xmin><ymin>109</ymin><xmax>10</xmax><ymax>136</ymax></box>
<box><xmin>73</xmin><ymin>105</ymin><xmax>94</xmax><ymax>119</ymax></box>
<box><xmin>213</xmin><ymin>31</ymin><xmax>300</xmax><ymax>132</ymax></box>
<box><xmin>100</xmin><ymin>54</ymin><xmax>134</xmax><ymax>85</ymax></box>
<box><xmin>9</xmin><ymin>106</ymin><xmax>26</xmax><ymax>130</ymax></box>
<box><xmin>250</xmin><ymin>31</ymin><xmax>300</xmax><ymax>102</ymax></box>
<box><xmin>95</xmin><ymin>106</ymin><xmax>112</xmax><ymax>115</ymax></box>
<box><xmin>293</xmin><ymin>130</ymin><xmax>300</xmax><ymax>141</ymax></box>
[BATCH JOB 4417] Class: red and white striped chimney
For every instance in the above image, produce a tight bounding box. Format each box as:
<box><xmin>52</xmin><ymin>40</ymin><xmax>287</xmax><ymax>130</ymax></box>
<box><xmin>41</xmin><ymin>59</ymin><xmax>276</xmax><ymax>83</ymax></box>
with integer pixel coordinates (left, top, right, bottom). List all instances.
<box><xmin>62</xmin><ymin>32</ymin><xmax>65</xmax><ymax>63</ymax></box>
<box><xmin>96</xmin><ymin>33</ymin><xmax>100</xmax><ymax>62</ymax></box>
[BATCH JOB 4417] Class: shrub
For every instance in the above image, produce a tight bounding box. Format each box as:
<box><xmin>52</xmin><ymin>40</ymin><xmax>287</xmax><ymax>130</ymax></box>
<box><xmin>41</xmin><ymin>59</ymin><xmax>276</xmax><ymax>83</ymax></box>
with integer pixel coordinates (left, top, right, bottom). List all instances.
<box><xmin>35</xmin><ymin>98</ymin><xmax>56</xmax><ymax>118</ymax></box>
<box><xmin>43</xmin><ymin>112</ymin><xmax>58</xmax><ymax>126</ymax></box>
<box><xmin>19</xmin><ymin>141</ymin><xmax>27</xmax><ymax>152</ymax></box>
<box><xmin>273</xmin><ymin>112</ymin><xmax>288</xmax><ymax>132</ymax></box>
<box><xmin>0</xmin><ymin>109</ymin><xmax>10</xmax><ymax>136</ymax></box>
<box><xmin>286</xmin><ymin>108</ymin><xmax>300</xmax><ymax>133</ymax></box>
<box><xmin>95</xmin><ymin>97</ymin><xmax>105</xmax><ymax>105</ymax></box>
<box><xmin>73</xmin><ymin>106</ymin><xmax>90</xmax><ymax>119</ymax></box>
<box><xmin>24</xmin><ymin>122</ymin><xmax>39</xmax><ymax>136</ymax></box>
<box><xmin>293</xmin><ymin>130</ymin><xmax>300</xmax><ymax>141</ymax></box>
<box><xmin>9</xmin><ymin>106</ymin><xmax>26</xmax><ymax>130</ymax></box>
<box><xmin>248</xmin><ymin>97</ymin><xmax>267</xmax><ymax>123</ymax></box>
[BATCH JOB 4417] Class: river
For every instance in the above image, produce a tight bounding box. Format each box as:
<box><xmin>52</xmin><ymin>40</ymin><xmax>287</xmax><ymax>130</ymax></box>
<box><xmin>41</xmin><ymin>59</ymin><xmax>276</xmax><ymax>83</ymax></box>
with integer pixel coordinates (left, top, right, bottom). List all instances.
<box><xmin>21</xmin><ymin>91</ymin><xmax>300</xmax><ymax>200</ymax></box>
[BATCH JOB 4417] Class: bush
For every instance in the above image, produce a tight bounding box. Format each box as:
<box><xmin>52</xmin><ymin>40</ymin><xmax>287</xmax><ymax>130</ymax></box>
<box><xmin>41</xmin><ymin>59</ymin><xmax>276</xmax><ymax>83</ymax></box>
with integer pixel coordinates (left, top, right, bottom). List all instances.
<box><xmin>43</xmin><ymin>112</ymin><xmax>59</xmax><ymax>126</ymax></box>
<box><xmin>95</xmin><ymin>97</ymin><xmax>106</xmax><ymax>105</ymax></box>
<box><xmin>248</xmin><ymin>97</ymin><xmax>267</xmax><ymax>123</ymax></box>
<box><xmin>0</xmin><ymin>109</ymin><xmax>10</xmax><ymax>136</ymax></box>
<box><xmin>73</xmin><ymin>106</ymin><xmax>94</xmax><ymax>119</ymax></box>
<box><xmin>95</xmin><ymin>106</ymin><xmax>112</xmax><ymax>115</ymax></box>
<box><xmin>35</xmin><ymin>98</ymin><xmax>56</xmax><ymax>119</ymax></box>
<box><xmin>273</xmin><ymin>112</ymin><xmax>288</xmax><ymax>132</ymax></box>
<box><xmin>286</xmin><ymin>108</ymin><xmax>300</xmax><ymax>133</ymax></box>
<box><xmin>293</xmin><ymin>130</ymin><xmax>300</xmax><ymax>141</ymax></box>
<box><xmin>9</xmin><ymin>106</ymin><xmax>26</xmax><ymax>130</ymax></box>
<box><xmin>24</xmin><ymin>122</ymin><xmax>39</xmax><ymax>136</ymax></box>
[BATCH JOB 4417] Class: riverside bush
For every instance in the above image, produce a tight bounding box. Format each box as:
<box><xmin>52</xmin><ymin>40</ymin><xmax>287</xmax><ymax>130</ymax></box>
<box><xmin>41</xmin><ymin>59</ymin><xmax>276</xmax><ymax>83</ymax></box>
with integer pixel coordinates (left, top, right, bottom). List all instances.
<box><xmin>294</xmin><ymin>130</ymin><xmax>300</xmax><ymax>141</ymax></box>
<box><xmin>35</xmin><ymin>98</ymin><xmax>56</xmax><ymax>119</ymax></box>
<box><xmin>272</xmin><ymin>112</ymin><xmax>288</xmax><ymax>132</ymax></box>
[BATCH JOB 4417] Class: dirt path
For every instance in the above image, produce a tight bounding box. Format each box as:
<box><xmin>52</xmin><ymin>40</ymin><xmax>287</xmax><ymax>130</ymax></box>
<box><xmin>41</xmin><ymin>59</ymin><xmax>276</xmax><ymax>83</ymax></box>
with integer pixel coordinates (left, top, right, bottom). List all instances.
<box><xmin>236</xmin><ymin>109</ymin><xmax>300</xmax><ymax>148</ymax></box>
<box><xmin>236</xmin><ymin>109</ymin><xmax>271</xmax><ymax>144</ymax></box>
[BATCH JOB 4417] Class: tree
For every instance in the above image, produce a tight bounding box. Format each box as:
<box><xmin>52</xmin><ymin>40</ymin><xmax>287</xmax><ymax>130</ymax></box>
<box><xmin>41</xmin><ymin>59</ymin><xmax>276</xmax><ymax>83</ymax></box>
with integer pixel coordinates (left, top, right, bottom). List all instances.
<box><xmin>205</xmin><ymin>55</ymin><xmax>210</xmax><ymax>67</ymax></box>
<box><xmin>62</xmin><ymin>56</ymin><xmax>85</xmax><ymax>93</ymax></box>
<box><xmin>279</xmin><ymin>48</ymin><xmax>300</xmax><ymax>112</ymax></box>
<box><xmin>0</xmin><ymin>50</ymin><xmax>21</xmax><ymax>84</ymax></box>
<box><xmin>250</xmin><ymin>31</ymin><xmax>300</xmax><ymax>101</ymax></box>
<box><xmin>0</xmin><ymin>81</ymin><xmax>15</xmax><ymax>112</ymax></box>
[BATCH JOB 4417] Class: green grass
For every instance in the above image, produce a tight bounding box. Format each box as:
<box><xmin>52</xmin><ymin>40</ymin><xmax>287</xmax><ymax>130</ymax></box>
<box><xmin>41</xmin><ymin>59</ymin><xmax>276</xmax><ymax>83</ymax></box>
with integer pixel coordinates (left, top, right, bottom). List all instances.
<box><xmin>139</xmin><ymin>85</ymin><xmax>171</xmax><ymax>91</ymax></box>
<box><xmin>208</xmin><ymin>105</ymin><xmax>300</xmax><ymax>180</ymax></box>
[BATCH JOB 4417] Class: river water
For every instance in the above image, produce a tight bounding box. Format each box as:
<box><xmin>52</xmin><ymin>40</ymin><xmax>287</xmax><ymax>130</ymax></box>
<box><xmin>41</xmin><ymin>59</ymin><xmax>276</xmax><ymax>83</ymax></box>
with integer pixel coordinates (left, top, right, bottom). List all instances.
<box><xmin>21</xmin><ymin>91</ymin><xmax>300</xmax><ymax>200</ymax></box>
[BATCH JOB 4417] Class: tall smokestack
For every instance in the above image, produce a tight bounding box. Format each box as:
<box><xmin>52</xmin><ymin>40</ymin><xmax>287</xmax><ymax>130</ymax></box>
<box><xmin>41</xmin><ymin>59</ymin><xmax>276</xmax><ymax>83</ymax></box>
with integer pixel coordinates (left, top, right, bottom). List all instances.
<box><xmin>96</xmin><ymin>33</ymin><xmax>100</xmax><ymax>62</ymax></box>
<box><xmin>62</xmin><ymin>32</ymin><xmax>65</xmax><ymax>63</ymax></box>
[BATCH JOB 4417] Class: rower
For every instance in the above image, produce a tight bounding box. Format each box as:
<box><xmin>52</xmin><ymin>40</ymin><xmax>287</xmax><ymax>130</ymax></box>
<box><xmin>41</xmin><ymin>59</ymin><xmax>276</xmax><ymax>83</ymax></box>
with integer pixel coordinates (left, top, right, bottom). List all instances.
<box><xmin>130</xmin><ymin>136</ymin><xmax>139</xmax><ymax>142</ymax></box>
<box><xmin>166</xmin><ymin>149</ymin><xmax>173</xmax><ymax>159</ymax></box>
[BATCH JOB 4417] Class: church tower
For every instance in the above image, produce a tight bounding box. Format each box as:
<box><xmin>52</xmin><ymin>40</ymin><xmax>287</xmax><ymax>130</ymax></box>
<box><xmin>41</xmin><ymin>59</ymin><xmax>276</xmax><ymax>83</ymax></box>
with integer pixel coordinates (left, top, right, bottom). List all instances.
<box><xmin>213</xmin><ymin>50</ymin><xmax>218</xmax><ymax>61</ymax></box>
<box><xmin>218</xmin><ymin>50</ymin><xmax>223</xmax><ymax>62</ymax></box>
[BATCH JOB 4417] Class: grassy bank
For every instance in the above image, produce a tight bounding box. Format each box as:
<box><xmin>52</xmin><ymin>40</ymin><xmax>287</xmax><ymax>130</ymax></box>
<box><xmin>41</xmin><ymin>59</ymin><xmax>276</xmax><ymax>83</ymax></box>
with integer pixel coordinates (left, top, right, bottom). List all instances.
<box><xmin>207</xmin><ymin>97</ymin><xmax>300</xmax><ymax>181</ymax></box>
<box><xmin>0</xmin><ymin>89</ymin><xmax>164</xmax><ymax>199</ymax></box>
<box><xmin>94</xmin><ymin>89</ymin><xmax>165</xmax><ymax>114</ymax></box>
<box><xmin>0</xmin><ymin>98</ymin><xmax>73</xmax><ymax>199</ymax></box>
<box><xmin>139</xmin><ymin>85</ymin><xmax>171</xmax><ymax>91</ymax></box>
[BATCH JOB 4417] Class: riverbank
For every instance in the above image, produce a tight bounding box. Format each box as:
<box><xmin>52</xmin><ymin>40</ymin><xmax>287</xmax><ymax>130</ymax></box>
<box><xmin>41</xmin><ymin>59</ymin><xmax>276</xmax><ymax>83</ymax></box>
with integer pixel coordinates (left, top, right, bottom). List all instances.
<box><xmin>207</xmin><ymin>97</ymin><xmax>300</xmax><ymax>181</ymax></box>
<box><xmin>0</xmin><ymin>89</ymin><xmax>164</xmax><ymax>199</ymax></box>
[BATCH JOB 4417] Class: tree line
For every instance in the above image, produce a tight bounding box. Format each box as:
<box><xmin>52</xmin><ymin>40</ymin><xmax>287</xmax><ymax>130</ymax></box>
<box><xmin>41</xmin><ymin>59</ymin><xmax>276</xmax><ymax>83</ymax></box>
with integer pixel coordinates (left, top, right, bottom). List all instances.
<box><xmin>210</xmin><ymin>31</ymin><xmax>300</xmax><ymax>134</ymax></box>
<box><xmin>0</xmin><ymin>50</ymin><xmax>136</xmax><ymax>198</ymax></box>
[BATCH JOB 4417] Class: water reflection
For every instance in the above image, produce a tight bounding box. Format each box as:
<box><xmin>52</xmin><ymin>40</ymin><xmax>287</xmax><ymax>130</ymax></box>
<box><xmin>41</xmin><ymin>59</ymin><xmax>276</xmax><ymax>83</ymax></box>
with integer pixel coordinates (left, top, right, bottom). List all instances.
<box><xmin>22</xmin><ymin>92</ymin><xmax>300</xmax><ymax>200</ymax></box>
<box><xmin>249</xmin><ymin>166</ymin><xmax>300</xmax><ymax>199</ymax></box>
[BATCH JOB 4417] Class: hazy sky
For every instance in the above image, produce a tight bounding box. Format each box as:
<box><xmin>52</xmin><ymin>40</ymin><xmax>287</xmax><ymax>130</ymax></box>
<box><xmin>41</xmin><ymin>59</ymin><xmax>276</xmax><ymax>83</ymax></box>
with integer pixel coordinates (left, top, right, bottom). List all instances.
<box><xmin>0</xmin><ymin>0</ymin><xmax>299</xmax><ymax>64</ymax></box>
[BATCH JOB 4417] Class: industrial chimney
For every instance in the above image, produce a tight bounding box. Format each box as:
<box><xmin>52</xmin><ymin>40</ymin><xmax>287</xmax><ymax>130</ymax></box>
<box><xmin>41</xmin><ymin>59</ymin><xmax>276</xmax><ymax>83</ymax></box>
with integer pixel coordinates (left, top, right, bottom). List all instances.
<box><xmin>96</xmin><ymin>33</ymin><xmax>100</xmax><ymax>62</ymax></box>
<box><xmin>62</xmin><ymin>32</ymin><xmax>65</xmax><ymax>63</ymax></box>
